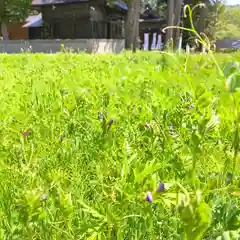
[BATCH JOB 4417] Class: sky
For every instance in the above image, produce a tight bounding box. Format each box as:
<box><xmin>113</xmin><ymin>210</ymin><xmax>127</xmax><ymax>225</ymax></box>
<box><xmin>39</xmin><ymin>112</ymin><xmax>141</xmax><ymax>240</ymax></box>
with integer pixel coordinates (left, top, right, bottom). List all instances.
<box><xmin>225</xmin><ymin>0</ymin><xmax>239</xmax><ymax>5</ymax></box>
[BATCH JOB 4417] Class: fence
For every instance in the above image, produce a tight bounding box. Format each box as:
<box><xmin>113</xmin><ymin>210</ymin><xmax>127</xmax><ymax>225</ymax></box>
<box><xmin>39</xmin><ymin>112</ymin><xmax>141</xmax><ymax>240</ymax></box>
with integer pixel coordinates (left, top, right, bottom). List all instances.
<box><xmin>215</xmin><ymin>39</ymin><xmax>240</xmax><ymax>50</ymax></box>
<box><xmin>0</xmin><ymin>39</ymin><xmax>125</xmax><ymax>53</ymax></box>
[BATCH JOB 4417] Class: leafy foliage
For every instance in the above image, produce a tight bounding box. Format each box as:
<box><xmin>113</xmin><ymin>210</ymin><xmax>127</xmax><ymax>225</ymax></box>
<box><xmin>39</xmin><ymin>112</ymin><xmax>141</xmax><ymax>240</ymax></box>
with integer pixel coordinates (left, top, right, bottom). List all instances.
<box><xmin>0</xmin><ymin>51</ymin><xmax>240</xmax><ymax>238</ymax></box>
<box><xmin>0</xmin><ymin>0</ymin><xmax>32</xmax><ymax>23</ymax></box>
<box><xmin>216</xmin><ymin>6</ymin><xmax>240</xmax><ymax>40</ymax></box>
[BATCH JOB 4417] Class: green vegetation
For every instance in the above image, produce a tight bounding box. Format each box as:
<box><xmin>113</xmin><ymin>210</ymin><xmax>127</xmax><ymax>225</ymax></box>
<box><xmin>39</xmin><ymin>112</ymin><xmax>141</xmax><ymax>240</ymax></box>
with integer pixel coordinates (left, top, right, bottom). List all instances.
<box><xmin>0</xmin><ymin>0</ymin><xmax>32</xmax><ymax>39</ymax></box>
<box><xmin>216</xmin><ymin>5</ymin><xmax>240</xmax><ymax>40</ymax></box>
<box><xmin>1</xmin><ymin>52</ymin><xmax>240</xmax><ymax>239</ymax></box>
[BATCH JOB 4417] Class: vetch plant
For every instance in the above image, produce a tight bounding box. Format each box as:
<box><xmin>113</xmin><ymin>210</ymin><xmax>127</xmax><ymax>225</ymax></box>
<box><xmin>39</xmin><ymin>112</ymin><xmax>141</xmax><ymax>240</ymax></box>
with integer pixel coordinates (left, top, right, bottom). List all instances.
<box><xmin>146</xmin><ymin>191</ymin><xmax>153</xmax><ymax>203</ymax></box>
<box><xmin>1</xmin><ymin>41</ymin><xmax>240</xmax><ymax>238</ymax></box>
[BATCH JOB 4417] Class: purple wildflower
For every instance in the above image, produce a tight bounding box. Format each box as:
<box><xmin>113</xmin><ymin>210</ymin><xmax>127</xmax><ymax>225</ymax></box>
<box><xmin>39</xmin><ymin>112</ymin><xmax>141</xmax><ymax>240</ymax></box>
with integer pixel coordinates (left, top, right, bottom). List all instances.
<box><xmin>108</xmin><ymin>119</ymin><xmax>114</xmax><ymax>126</ymax></box>
<box><xmin>189</xmin><ymin>104</ymin><xmax>195</xmax><ymax>109</ymax></box>
<box><xmin>146</xmin><ymin>191</ymin><xmax>153</xmax><ymax>203</ymax></box>
<box><xmin>23</xmin><ymin>132</ymin><xmax>29</xmax><ymax>137</ymax></box>
<box><xmin>170</xmin><ymin>124</ymin><xmax>174</xmax><ymax>130</ymax></box>
<box><xmin>157</xmin><ymin>182</ymin><xmax>165</xmax><ymax>193</ymax></box>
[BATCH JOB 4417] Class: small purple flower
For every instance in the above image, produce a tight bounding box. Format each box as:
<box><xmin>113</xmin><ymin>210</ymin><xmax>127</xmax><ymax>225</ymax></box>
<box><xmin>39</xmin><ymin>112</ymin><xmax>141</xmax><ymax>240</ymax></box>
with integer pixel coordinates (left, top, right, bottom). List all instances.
<box><xmin>189</xmin><ymin>104</ymin><xmax>195</xmax><ymax>109</ymax></box>
<box><xmin>23</xmin><ymin>128</ymin><xmax>32</xmax><ymax>137</ymax></box>
<box><xmin>157</xmin><ymin>182</ymin><xmax>165</xmax><ymax>193</ymax></box>
<box><xmin>23</xmin><ymin>132</ymin><xmax>30</xmax><ymax>137</ymax></box>
<box><xmin>108</xmin><ymin>119</ymin><xmax>114</xmax><ymax>126</ymax></box>
<box><xmin>146</xmin><ymin>191</ymin><xmax>153</xmax><ymax>203</ymax></box>
<box><xmin>40</xmin><ymin>194</ymin><xmax>48</xmax><ymax>202</ymax></box>
<box><xmin>23</xmin><ymin>132</ymin><xmax>29</xmax><ymax>137</ymax></box>
<box><xmin>170</xmin><ymin>124</ymin><xmax>174</xmax><ymax>130</ymax></box>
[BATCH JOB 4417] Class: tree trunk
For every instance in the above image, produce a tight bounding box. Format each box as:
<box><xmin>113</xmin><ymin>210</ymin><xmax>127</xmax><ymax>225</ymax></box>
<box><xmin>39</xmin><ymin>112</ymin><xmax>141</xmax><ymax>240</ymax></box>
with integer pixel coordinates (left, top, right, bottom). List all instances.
<box><xmin>125</xmin><ymin>0</ymin><xmax>140</xmax><ymax>51</ymax></box>
<box><xmin>125</xmin><ymin>0</ymin><xmax>134</xmax><ymax>49</ymax></box>
<box><xmin>198</xmin><ymin>6</ymin><xmax>207</xmax><ymax>35</ymax></box>
<box><xmin>198</xmin><ymin>5</ymin><xmax>207</xmax><ymax>51</ymax></box>
<box><xmin>1</xmin><ymin>22</ymin><xmax>8</xmax><ymax>40</ymax></box>
<box><xmin>166</xmin><ymin>0</ymin><xmax>175</xmax><ymax>46</ymax></box>
<box><xmin>0</xmin><ymin>0</ymin><xmax>5</xmax><ymax>39</ymax></box>
<box><xmin>132</xmin><ymin>0</ymin><xmax>141</xmax><ymax>52</ymax></box>
<box><xmin>173</xmin><ymin>0</ymin><xmax>183</xmax><ymax>50</ymax></box>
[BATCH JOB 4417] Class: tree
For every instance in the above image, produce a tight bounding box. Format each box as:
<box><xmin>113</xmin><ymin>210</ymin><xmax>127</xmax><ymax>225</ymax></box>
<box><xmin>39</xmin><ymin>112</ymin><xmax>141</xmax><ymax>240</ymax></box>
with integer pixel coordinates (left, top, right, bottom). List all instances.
<box><xmin>0</xmin><ymin>0</ymin><xmax>32</xmax><ymax>40</ymax></box>
<box><xmin>125</xmin><ymin>0</ymin><xmax>141</xmax><ymax>51</ymax></box>
<box><xmin>173</xmin><ymin>0</ymin><xmax>184</xmax><ymax>50</ymax></box>
<box><xmin>181</xmin><ymin>0</ymin><xmax>226</xmax><ymax>48</ymax></box>
<box><xmin>109</xmin><ymin>0</ymin><xmax>140</xmax><ymax>51</ymax></box>
<box><xmin>166</xmin><ymin>0</ymin><xmax>174</xmax><ymax>43</ymax></box>
<box><xmin>215</xmin><ymin>5</ymin><xmax>240</xmax><ymax>40</ymax></box>
<box><xmin>159</xmin><ymin>0</ymin><xmax>184</xmax><ymax>49</ymax></box>
<box><xmin>145</xmin><ymin>0</ymin><xmax>167</xmax><ymax>17</ymax></box>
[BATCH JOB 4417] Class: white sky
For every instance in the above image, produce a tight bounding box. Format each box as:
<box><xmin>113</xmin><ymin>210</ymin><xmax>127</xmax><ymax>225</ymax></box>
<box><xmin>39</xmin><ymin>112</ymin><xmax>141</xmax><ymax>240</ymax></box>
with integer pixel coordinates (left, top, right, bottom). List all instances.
<box><xmin>225</xmin><ymin>0</ymin><xmax>239</xmax><ymax>5</ymax></box>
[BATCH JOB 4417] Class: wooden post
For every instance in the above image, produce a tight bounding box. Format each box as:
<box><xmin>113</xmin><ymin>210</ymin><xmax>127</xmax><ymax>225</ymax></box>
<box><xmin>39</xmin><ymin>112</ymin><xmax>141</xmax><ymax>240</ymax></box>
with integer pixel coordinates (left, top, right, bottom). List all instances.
<box><xmin>144</xmin><ymin>32</ymin><xmax>149</xmax><ymax>50</ymax></box>
<box><xmin>151</xmin><ymin>32</ymin><xmax>157</xmax><ymax>49</ymax></box>
<box><xmin>156</xmin><ymin>34</ymin><xmax>162</xmax><ymax>50</ymax></box>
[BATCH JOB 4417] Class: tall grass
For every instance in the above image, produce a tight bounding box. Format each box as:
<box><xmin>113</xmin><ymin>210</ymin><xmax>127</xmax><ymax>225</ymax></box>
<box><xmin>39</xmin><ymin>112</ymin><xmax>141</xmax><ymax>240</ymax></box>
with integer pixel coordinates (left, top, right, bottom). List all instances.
<box><xmin>0</xmin><ymin>52</ymin><xmax>240</xmax><ymax>239</ymax></box>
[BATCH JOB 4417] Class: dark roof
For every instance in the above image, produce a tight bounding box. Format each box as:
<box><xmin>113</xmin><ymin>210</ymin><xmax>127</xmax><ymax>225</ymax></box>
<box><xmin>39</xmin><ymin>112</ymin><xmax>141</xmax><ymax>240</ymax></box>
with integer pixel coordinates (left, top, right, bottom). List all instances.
<box><xmin>32</xmin><ymin>0</ymin><xmax>127</xmax><ymax>10</ymax></box>
<box><xmin>32</xmin><ymin>0</ymin><xmax>87</xmax><ymax>6</ymax></box>
<box><xmin>140</xmin><ymin>8</ymin><xmax>159</xmax><ymax>20</ymax></box>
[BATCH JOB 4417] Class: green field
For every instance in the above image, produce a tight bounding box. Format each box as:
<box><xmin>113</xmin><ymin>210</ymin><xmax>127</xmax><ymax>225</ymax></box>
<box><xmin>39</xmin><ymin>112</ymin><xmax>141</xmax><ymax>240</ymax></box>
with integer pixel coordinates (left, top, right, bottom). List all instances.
<box><xmin>1</xmin><ymin>52</ymin><xmax>240</xmax><ymax>239</ymax></box>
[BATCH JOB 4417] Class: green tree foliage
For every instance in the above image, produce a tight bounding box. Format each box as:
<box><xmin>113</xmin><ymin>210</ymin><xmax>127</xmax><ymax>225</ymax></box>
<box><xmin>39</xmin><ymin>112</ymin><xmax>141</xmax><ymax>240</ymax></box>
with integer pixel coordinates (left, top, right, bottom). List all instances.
<box><xmin>182</xmin><ymin>1</ymin><xmax>226</xmax><ymax>47</ymax></box>
<box><xmin>143</xmin><ymin>0</ymin><xmax>167</xmax><ymax>17</ymax></box>
<box><xmin>0</xmin><ymin>0</ymin><xmax>32</xmax><ymax>23</ymax></box>
<box><xmin>216</xmin><ymin>6</ymin><xmax>240</xmax><ymax>40</ymax></box>
<box><xmin>0</xmin><ymin>0</ymin><xmax>32</xmax><ymax>39</ymax></box>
